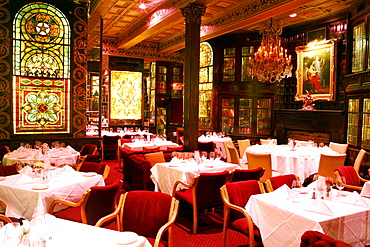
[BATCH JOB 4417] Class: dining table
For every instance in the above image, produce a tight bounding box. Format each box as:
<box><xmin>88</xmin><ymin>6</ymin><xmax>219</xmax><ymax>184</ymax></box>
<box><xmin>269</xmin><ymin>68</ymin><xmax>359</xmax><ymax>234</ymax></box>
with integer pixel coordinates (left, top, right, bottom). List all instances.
<box><xmin>241</xmin><ymin>144</ymin><xmax>340</xmax><ymax>181</ymax></box>
<box><xmin>0</xmin><ymin>167</ymin><xmax>104</xmax><ymax>220</ymax></box>
<box><xmin>245</xmin><ymin>185</ymin><xmax>370</xmax><ymax>247</ymax></box>
<box><xmin>198</xmin><ymin>135</ymin><xmax>232</xmax><ymax>159</ymax></box>
<box><xmin>0</xmin><ymin>214</ymin><xmax>152</xmax><ymax>247</ymax></box>
<box><xmin>124</xmin><ymin>140</ymin><xmax>180</xmax><ymax>151</ymax></box>
<box><xmin>2</xmin><ymin>146</ymin><xmax>80</xmax><ymax>167</ymax></box>
<box><xmin>150</xmin><ymin>158</ymin><xmax>239</xmax><ymax>195</ymax></box>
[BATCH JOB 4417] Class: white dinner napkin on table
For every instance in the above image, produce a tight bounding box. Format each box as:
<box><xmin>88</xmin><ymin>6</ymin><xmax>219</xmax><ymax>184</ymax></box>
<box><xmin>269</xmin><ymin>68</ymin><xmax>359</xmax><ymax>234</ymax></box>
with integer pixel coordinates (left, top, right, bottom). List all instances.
<box><xmin>340</xmin><ymin>191</ymin><xmax>370</xmax><ymax>207</ymax></box>
<box><xmin>11</xmin><ymin>174</ymin><xmax>36</xmax><ymax>185</ymax></box>
<box><xmin>303</xmin><ymin>198</ymin><xmax>333</xmax><ymax>216</ymax></box>
<box><xmin>272</xmin><ymin>184</ymin><xmax>296</xmax><ymax>199</ymax></box>
<box><xmin>19</xmin><ymin>166</ymin><xmax>32</xmax><ymax>175</ymax></box>
<box><xmin>33</xmin><ymin>151</ymin><xmax>43</xmax><ymax>160</ymax></box>
<box><xmin>65</xmin><ymin>145</ymin><xmax>76</xmax><ymax>153</ymax></box>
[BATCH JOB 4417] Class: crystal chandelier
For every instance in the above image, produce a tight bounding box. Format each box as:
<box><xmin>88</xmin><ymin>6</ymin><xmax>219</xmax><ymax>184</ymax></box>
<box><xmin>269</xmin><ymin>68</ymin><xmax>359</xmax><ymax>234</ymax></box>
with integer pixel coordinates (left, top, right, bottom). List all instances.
<box><xmin>252</xmin><ymin>18</ymin><xmax>292</xmax><ymax>83</ymax></box>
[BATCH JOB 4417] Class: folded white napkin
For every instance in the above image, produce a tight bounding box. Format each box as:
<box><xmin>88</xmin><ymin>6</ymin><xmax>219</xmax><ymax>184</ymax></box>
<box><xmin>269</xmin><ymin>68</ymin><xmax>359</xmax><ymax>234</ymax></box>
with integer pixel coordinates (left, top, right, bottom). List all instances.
<box><xmin>19</xmin><ymin>166</ymin><xmax>32</xmax><ymax>175</ymax></box>
<box><xmin>58</xmin><ymin>149</ymin><xmax>72</xmax><ymax>156</ymax></box>
<box><xmin>0</xmin><ymin>223</ymin><xmax>20</xmax><ymax>244</ymax></box>
<box><xmin>65</xmin><ymin>145</ymin><xmax>76</xmax><ymax>153</ymax></box>
<box><xmin>170</xmin><ymin>157</ymin><xmax>179</xmax><ymax>163</ymax></box>
<box><xmin>303</xmin><ymin>198</ymin><xmax>333</xmax><ymax>216</ymax></box>
<box><xmin>340</xmin><ymin>191</ymin><xmax>369</xmax><ymax>207</ymax></box>
<box><xmin>60</xmin><ymin>165</ymin><xmax>75</xmax><ymax>174</ymax></box>
<box><xmin>11</xmin><ymin>174</ymin><xmax>36</xmax><ymax>185</ymax></box>
<box><xmin>17</xmin><ymin>146</ymin><xmax>25</xmax><ymax>153</ymax></box>
<box><xmin>272</xmin><ymin>184</ymin><xmax>296</xmax><ymax>199</ymax></box>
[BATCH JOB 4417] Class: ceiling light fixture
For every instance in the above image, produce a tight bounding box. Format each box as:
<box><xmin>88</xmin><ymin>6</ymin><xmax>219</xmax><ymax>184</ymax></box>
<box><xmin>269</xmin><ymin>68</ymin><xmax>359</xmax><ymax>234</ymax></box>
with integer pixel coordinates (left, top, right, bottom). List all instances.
<box><xmin>139</xmin><ymin>3</ymin><xmax>147</xmax><ymax>9</ymax></box>
<box><xmin>252</xmin><ymin>18</ymin><xmax>292</xmax><ymax>83</ymax></box>
<box><xmin>289</xmin><ymin>13</ymin><xmax>297</xmax><ymax>18</ymax></box>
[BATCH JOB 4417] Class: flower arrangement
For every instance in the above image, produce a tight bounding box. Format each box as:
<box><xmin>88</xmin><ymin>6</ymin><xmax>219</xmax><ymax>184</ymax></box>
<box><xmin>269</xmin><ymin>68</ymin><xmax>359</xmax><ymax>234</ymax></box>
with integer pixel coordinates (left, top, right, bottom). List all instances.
<box><xmin>325</xmin><ymin>179</ymin><xmax>333</xmax><ymax>198</ymax></box>
<box><xmin>33</xmin><ymin>162</ymin><xmax>44</xmax><ymax>168</ymax></box>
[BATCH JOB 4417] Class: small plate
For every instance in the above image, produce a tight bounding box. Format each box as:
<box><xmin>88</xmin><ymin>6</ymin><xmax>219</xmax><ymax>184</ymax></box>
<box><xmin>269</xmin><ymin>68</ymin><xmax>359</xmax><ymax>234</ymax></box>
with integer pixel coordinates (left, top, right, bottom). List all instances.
<box><xmin>71</xmin><ymin>152</ymin><xmax>78</xmax><ymax>154</ymax></box>
<box><xmin>83</xmin><ymin>172</ymin><xmax>97</xmax><ymax>177</ymax></box>
<box><xmin>0</xmin><ymin>177</ymin><xmax>6</xmax><ymax>181</ymax></box>
<box><xmin>169</xmin><ymin>165</ymin><xmax>178</xmax><ymax>167</ymax></box>
<box><xmin>18</xmin><ymin>156</ymin><xmax>28</xmax><ymax>159</ymax></box>
<box><xmin>204</xmin><ymin>165</ymin><xmax>213</xmax><ymax>168</ymax></box>
<box><xmin>32</xmin><ymin>185</ymin><xmax>49</xmax><ymax>190</ymax></box>
<box><xmin>115</xmin><ymin>232</ymin><xmax>138</xmax><ymax>245</ymax></box>
<box><xmin>51</xmin><ymin>156</ymin><xmax>60</xmax><ymax>158</ymax></box>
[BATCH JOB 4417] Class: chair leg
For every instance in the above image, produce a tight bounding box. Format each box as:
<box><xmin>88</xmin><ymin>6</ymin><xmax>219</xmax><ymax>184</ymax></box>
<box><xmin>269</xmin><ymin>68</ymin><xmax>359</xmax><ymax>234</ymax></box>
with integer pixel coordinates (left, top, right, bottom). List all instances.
<box><xmin>193</xmin><ymin>205</ymin><xmax>197</xmax><ymax>234</ymax></box>
<box><xmin>222</xmin><ymin>206</ymin><xmax>230</xmax><ymax>247</ymax></box>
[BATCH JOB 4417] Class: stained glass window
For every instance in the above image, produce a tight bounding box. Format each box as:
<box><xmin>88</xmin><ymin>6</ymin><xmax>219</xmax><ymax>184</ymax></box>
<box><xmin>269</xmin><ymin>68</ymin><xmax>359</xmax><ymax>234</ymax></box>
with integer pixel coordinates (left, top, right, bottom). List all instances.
<box><xmin>110</xmin><ymin>71</ymin><xmax>143</xmax><ymax>120</ymax></box>
<box><xmin>13</xmin><ymin>2</ymin><xmax>70</xmax><ymax>134</ymax></box>
<box><xmin>199</xmin><ymin>42</ymin><xmax>213</xmax><ymax>128</ymax></box>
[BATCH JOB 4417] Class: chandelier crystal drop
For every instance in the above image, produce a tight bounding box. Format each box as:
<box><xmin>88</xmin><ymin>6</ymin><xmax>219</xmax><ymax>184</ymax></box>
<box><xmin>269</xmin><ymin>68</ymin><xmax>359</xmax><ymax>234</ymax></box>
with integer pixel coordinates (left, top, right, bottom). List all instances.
<box><xmin>252</xmin><ymin>18</ymin><xmax>292</xmax><ymax>83</ymax></box>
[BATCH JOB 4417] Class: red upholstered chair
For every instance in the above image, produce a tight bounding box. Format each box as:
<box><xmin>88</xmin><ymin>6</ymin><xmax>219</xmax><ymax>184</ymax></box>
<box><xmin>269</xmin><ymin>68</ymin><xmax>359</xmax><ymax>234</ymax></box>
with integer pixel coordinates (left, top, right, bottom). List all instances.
<box><xmin>0</xmin><ymin>145</ymin><xmax>10</xmax><ymax>165</ymax></box>
<box><xmin>144</xmin><ymin>151</ymin><xmax>165</xmax><ymax>167</ymax></box>
<box><xmin>76</xmin><ymin>162</ymin><xmax>110</xmax><ymax>180</ymax></box>
<box><xmin>220</xmin><ymin>180</ymin><xmax>265</xmax><ymax>247</ymax></box>
<box><xmin>197</xmin><ymin>142</ymin><xmax>215</xmax><ymax>153</ymax></box>
<box><xmin>101</xmin><ymin>135</ymin><xmax>120</xmax><ymax>160</ymax></box>
<box><xmin>49</xmin><ymin>179</ymin><xmax>122</xmax><ymax>226</ymax></box>
<box><xmin>265</xmin><ymin>174</ymin><xmax>301</xmax><ymax>192</ymax></box>
<box><xmin>300</xmin><ymin>230</ymin><xmax>353</xmax><ymax>247</ymax></box>
<box><xmin>334</xmin><ymin>166</ymin><xmax>369</xmax><ymax>192</ymax></box>
<box><xmin>96</xmin><ymin>190</ymin><xmax>179</xmax><ymax>247</ymax></box>
<box><xmin>173</xmin><ymin>170</ymin><xmax>230</xmax><ymax>234</ymax></box>
<box><xmin>0</xmin><ymin>164</ymin><xmax>19</xmax><ymax>176</ymax></box>
<box><xmin>231</xmin><ymin>167</ymin><xmax>265</xmax><ymax>182</ymax></box>
<box><xmin>79</xmin><ymin>144</ymin><xmax>100</xmax><ymax>162</ymax></box>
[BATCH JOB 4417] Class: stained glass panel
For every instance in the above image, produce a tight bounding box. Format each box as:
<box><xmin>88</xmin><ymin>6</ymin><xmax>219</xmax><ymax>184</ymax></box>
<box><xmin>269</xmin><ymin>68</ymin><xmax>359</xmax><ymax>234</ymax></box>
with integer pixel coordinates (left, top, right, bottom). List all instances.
<box><xmin>13</xmin><ymin>2</ymin><xmax>71</xmax><ymax>134</ymax></box>
<box><xmin>199</xmin><ymin>42</ymin><xmax>213</xmax><ymax>128</ymax></box>
<box><xmin>110</xmin><ymin>71</ymin><xmax>143</xmax><ymax>120</ymax></box>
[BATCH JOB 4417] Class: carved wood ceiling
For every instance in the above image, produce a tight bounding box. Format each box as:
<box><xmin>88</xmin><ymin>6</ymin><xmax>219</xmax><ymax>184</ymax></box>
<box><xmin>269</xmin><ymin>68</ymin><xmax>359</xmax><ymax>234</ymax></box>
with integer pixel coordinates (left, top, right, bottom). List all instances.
<box><xmin>87</xmin><ymin>0</ymin><xmax>360</xmax><ymax>57</ymax></box>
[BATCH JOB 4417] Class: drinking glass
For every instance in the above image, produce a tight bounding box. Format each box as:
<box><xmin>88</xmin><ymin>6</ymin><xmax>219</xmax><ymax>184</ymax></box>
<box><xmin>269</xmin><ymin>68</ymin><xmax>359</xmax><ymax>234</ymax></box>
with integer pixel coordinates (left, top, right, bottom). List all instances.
<box><xmin>201</xmin><ymin>151</ymin><xmax>208</xmax><ymax>159</ymax></box>
<box><xmin>209</xmin><ymin>152</ymin><xmax>215</xmax><ymax>161</ymax></box>
<box><xmin>336</xmin><ymin>176</ymin><xmax>346</xmax><ymax>197</ymax></box>
<box><xmin>291</xmin><ymin>180</ymin><xmax>301</xmax><ymax>203</ymax></box>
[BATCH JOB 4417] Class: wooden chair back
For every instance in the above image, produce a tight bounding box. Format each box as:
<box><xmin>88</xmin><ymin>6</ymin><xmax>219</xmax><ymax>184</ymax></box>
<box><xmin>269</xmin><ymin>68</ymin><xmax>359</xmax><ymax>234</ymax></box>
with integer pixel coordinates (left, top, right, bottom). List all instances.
<box><xmin>317</xmin><ymin>153</ymin><xmax>347</xmax><ymax>181</ymax></box>
<box><xmin>227</xmin><ymin>145</ymin><xmax>240</xmax><ymax>166</ymax></box>
<box><xmin>237</xmin><ymin>139</ymin><xmax>250</xmax><ymax>158</ymax></box>
<box><xmin>246</xmin><ymin>152</ymin><xmax>273</xmax><ymax>183</ymax></box>
<box><xmin>223</xmin><ymin>140</ymin><xmax>234</xmax><ymax>163</ymax></box>
<box><xmin>328</xmin><ymin>142</ymin><xmax>348</xmax><ymax>154</ymax></box>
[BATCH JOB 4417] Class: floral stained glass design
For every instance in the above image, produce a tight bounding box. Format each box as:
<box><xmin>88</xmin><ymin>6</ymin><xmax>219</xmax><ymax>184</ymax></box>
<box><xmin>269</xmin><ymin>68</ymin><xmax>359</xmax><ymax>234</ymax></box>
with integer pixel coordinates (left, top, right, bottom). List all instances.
<box><xmin>199</xmin><ymin>42</ymin><xmax>213</xmax><ymax>128</ymax></box>
<box><xmin>13</xmin><ymin>3</ymin><xmax>70</xmax><ymax>134</ymax></box>
<box><xmin>110</xmin><ymin>71</ymin><xmax>143</xmax><ymax>120</ymax></box>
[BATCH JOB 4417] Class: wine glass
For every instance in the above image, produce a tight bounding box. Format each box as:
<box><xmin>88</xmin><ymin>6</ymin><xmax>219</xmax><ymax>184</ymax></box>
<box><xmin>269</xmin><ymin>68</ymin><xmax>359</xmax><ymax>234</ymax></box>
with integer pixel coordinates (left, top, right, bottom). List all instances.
<box><xmin>291</xmin><ymin>180</ymin><xmax>301</xmax><ymax>203</ymax></box>
<box><xmin>336</xmin><ymin>176</ymin><xmax>346</xmax><ymax>197</ymax></box>
<box><xmin>209</xmin><ymin>152</ymin><xmax>215</xmax><ymax>161</ymax></box>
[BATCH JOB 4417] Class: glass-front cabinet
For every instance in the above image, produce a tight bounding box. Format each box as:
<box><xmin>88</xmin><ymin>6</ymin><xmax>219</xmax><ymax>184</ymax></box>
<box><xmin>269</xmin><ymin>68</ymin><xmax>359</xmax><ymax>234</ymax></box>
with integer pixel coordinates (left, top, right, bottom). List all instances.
<box><xmin>221</xmin><ymin>98</ymin><xmax>235</xmax><ymax>133</ymax></box>
<box><xmin>346</xmin><ymin>97</ymin><xmax>370</xmax><ymax>149</ymax></box>
<box><xmin>347</xmin><ymin>98</ymin><xmax>359</xmax><ymax>146</ymax></box>
<box><xmin>362</xmin><ymin>99</ymin><xmax>370</xmax><ymax>149</ymax></box>
<box><xmin>220</xmin><ymin>96</ymin><xmax>272</xmax><ymax>137</ymax></box>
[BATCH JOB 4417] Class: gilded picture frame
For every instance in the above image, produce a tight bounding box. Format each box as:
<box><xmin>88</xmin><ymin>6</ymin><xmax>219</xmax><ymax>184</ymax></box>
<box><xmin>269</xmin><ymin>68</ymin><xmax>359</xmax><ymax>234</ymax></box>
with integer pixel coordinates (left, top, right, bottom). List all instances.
<box><xmin>295</xmin><ymin>40</ymin><xmax>335</xmax><ymax>102</ymax></box>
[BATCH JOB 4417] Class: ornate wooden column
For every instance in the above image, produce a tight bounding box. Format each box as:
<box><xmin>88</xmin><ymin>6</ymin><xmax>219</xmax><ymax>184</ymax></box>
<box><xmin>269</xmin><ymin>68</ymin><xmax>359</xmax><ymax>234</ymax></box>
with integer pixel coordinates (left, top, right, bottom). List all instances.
<box><xmin>181</xmin><ymin>4</ymin><xmax>206</xmax><ymax>151</ymax></box>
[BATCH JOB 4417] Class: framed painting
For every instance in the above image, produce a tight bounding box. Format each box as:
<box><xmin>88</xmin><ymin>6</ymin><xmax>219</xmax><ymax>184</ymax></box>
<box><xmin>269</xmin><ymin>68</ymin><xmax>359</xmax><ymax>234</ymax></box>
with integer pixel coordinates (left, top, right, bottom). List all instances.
<box><xmin>295</xmin><ymin>40</ymin><xmax>335</xmax><ymax>102</ymax></box>
<box><xmin>307</xmin><ymin>28</ymin><xmax>326</xmax><ymax>43</ymax></box>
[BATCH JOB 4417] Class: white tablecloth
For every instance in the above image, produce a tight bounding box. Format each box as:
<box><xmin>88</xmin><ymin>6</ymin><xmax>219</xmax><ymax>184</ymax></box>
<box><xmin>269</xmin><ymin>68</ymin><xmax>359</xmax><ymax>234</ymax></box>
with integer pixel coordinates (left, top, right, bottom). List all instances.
<box><xmin>198</xmin><ymin>136</ymin><xmax>232</xmax><ymax>159</ymax></box>
<box><xmin>245</xmin><ymin>188</ymin><xmax>370</xmax><ymax>247</ymax></box>
<box><xmin>2</xmin><ymin>148</ymin><xmax>80</xmax><ymax>166</ymax></box>
<box><xmin>0</xmin><ymin>215</ymin><xmax>152</xmax><ymax>247</ymax></box>
<box><xmin>124</xmin><ymin>141</ymin><xmax>180</xmax><ymax>151</ymax></box>
<box><xmin>150</xmin><ymin>160</ymin><xmax>239</xmax><ymax>195</ymax></box>
<box><xmin>0</xmin><ymin>170</ymin><xmax>104</xmax><ymax>220</ymax></box>
<box><xmin>242</xmin><ymin>145</ymin><xmax>339</xmax><ymax>181</ymax></box>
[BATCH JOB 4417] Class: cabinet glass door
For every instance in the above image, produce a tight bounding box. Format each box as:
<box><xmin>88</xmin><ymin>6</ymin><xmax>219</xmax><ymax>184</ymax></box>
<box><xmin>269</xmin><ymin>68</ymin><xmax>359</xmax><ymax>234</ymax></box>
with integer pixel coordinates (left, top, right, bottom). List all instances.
<box><xmin>221</xmin><ymin>98</ymin><xmax>235</xmax><ymax>134</ymax></box>
<box><xmin>238</xmin><ymin>98</ymin><xmax>252</xmax><ymax>134</ymax></box>
<box><xmin>256</xmin><ymin>98</ymin><xmax>271</xmax><ymax>135</ymax></box>
<box><xmin>156</xmin><ymin>107</ymin><xmax>166</xmax><ymax>135</ymax></box>
<box><xmin>157</xmin><ymin>66</ymin><xmax>167</xmax><ymax>94</ymax></box>
<box><xmin>223</xmin><ymin>48</ymin><xmax>235</xmax><ymax>82</ymax></box>
<box><xmin>362</xmin><ymin>98</ymin><xmax>370</xmax><ymax>149</ymax></box>
<box><xmin>347</xmin><ymin>98</ymin><xmax>359</xmax><ymax>146</ymax></box>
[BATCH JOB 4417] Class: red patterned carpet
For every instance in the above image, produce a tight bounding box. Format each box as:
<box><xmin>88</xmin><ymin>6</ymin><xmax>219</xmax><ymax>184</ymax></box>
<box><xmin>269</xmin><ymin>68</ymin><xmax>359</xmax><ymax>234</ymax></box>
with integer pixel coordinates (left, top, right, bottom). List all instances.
<box><xmin>104</xmin><ymin>159</ymin><xmax>253</xmax><ymax>247</ymax></box>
